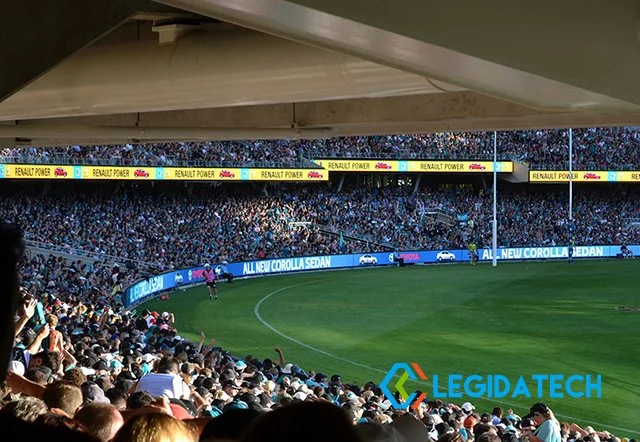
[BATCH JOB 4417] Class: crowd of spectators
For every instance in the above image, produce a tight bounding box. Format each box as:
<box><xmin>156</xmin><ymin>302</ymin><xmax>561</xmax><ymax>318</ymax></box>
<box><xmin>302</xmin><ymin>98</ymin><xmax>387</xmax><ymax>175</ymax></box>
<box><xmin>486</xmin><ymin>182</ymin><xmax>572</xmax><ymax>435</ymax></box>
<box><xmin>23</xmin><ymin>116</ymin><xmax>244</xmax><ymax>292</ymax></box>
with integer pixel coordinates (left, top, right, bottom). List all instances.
<box><xmin>2</xmin><ymin>246</ymin><xmax>635</xmax><ymax>441</ymax></box>
<box><xmin>1</xmin><ymin>128</ymin><xmax>638</xmax><ymax>440</ymax></box>
<box><xmin>0</xmin><ymin>185</ymin><xmax>354</xmax><ymax>270</ymax></box>
<box><xmin>2</xmin><ymin>127</ymin><xmax>639</xmax><ymax>170</ymax></box>
<box><xmin>0</xmin><ymin>183</ymin><xmax>638</xmax><ymax>271</ymax></box>
<box><xmin>0</xmin><ymin>176</ymin><xmax>637</xmax><ymax>440</ymax></box>
<box><xmin>0</xmin><ymin>140</ymin><xmax>313</xmax><ymax>168</ymax></box>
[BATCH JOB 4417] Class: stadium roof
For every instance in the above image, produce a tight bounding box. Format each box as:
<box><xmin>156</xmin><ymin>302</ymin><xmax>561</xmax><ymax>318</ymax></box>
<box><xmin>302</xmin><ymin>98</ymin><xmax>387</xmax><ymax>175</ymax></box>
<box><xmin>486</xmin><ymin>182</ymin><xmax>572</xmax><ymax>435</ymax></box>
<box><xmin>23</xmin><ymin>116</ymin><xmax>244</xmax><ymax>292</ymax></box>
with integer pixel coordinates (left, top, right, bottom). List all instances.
<box><xmin>1</xmin><ymin>0</ymin><xmax>640</xmax><ymax>146</ymax></box>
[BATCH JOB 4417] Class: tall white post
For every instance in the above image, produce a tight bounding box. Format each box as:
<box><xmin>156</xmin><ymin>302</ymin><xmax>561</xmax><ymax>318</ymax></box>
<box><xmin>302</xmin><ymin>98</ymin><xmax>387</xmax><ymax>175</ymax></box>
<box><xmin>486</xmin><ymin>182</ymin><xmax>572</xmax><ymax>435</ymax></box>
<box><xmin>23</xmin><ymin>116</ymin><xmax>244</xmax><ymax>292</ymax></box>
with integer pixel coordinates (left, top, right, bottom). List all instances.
<box><xmin>569</xmin><ymin>128</ymin><xmax>573</xmax><ymax>223</ymax></box>
<box><xmin>492</xmin><ymin>131</ymin><xmax>498</xmax><ymax>267</ymax></box>
<box><xmin>568</xmin><ymin>128</ymin><xmax>574</xmax><ymax>263</ymax></box>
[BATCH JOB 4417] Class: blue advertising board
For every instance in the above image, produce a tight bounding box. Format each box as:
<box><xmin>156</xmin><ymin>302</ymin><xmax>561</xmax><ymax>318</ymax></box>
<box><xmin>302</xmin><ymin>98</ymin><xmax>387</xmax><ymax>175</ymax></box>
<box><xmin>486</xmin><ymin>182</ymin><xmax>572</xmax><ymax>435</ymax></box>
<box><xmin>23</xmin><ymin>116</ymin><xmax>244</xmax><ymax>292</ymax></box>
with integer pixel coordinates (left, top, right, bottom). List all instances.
<box><xmin>124</xmin><ymin>267</ymin><xmax>206</xmax><ymax>307</ymax></box>
<box><xmin>123</xmin><ymin>244</ymin><xmax>638</xmax><ymax>307</ymax></box>
<box><xmin>474</xmin><ymin>245</ymin><xmax>639</xmax><ymax>261</ymax></box>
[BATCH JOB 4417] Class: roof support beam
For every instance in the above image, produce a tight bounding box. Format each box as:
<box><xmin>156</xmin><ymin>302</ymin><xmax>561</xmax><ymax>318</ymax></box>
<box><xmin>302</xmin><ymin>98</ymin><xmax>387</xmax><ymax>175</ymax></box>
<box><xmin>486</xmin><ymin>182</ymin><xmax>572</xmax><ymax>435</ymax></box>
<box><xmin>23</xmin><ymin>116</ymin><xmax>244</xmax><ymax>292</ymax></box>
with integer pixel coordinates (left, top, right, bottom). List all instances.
<box><xmin>153</xmin><ymin>0</ymin><xmax>640</xmax><ymax>110</ymax></box>
<box><xmin>4</xmin><ymin>92</ymin><xmax>639</xmax><ymax>146</ymax></box>
<box><xmin>0</xmin><ymin>0</ymin><xmax>179</xmax><ymax>103</ymax></box>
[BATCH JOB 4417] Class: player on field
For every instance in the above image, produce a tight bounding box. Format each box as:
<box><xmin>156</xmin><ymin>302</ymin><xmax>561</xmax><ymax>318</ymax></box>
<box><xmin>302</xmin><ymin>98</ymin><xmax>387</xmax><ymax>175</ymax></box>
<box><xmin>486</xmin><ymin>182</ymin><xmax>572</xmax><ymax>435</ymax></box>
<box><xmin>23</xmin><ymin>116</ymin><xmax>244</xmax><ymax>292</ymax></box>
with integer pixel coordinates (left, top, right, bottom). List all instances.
<box><xmin>203</xmin><ymin>263</ymin><xmax>218</xmax><ymax>300</ymax></box>
<box><xmin>468</xmin><ymin>242</ymin><xmax>477</xmax><ymax>265</ymax></box>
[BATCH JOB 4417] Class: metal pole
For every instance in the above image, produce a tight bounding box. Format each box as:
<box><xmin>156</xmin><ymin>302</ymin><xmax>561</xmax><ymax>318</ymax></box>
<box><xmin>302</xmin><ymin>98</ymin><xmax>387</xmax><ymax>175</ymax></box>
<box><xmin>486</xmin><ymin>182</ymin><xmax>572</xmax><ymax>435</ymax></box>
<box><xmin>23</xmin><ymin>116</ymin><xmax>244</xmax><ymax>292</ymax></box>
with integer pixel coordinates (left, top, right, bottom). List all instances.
<box><xmin>492</xmin><ymin>131</ymin><xmax>498</xmax><ymax>267</ymax></box>
<box><xmin>569</xmin><ymin>128</ymin><xmax>573</xmax><ymax>221</ymax></box>
<box><xmin>568</xmin><ymin>128</ymin><xmax>574</xmax><ymax>263</ymax></box>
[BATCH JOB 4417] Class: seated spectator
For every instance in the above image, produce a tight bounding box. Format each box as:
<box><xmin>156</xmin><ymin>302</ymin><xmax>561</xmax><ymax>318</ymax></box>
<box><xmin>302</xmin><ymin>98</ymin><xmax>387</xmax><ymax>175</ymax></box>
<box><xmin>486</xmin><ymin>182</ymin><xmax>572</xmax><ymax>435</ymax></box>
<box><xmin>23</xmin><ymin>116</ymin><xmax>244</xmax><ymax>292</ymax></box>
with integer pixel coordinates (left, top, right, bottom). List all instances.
<box><xmin>241</xmin><ymin>401</ymin><xmax>361</xmax><ymax>442</ymax></box>
<box><xmin>474</xmin><ymin>423</ymin><xmax>497</xmax><ymax>440</ymax></box>
<box><xmin>113</xmin><ymin>413</ymin><xmax>197</xmax><ymax>442</ymax></box>
<box><xmin>105</xmin><ymin>388</ymin><xmax>128</xmax><ymax>411</ymax></box>
<box><xmin>0</xmin><ymin>397</ymin><xmax>48</xmax><ymax>422</ymax></box>
<box><xmin>35</xmin><ymin>412</ymin><xmax>87</xmax><ymax>433</ymax></box>
<box><xmin>42</xmin><ymin>381</ymin><xmax>84</xmax><ymax>418</ymax></box>
<box><xmin>135</xmin><ymin>357</ymin><xmax>190</xmax><ymax>400</ymax></box>
<box><xmin>477</xmin><ymin>433</ymin><xmax>502</xmax><ymax>442</ymax></box>
<box><xmin>199</xmin><ymin>409</ymin><xmax>260</xmax><ymax>442</ymax></box>
<box><xmin>74</xmin><ymin>403</ymin><xmax>124</xmax><ymax>442</ymax></box>
<box><xmin>25</xmin><ymin>366</ymin><xmax>53</xmax><ymax>386</ymax></box>
<box><xmin>353</xmin><ymin>423</ymin><xmax>406</xmax><ymax>442</ymax></box>
<box><xmin>81</xmin><ymin>381</ymin><xmax>110</xmax><ymax>405</ymax></box>
<box><xmin>521</xmin><ymin>403</ymin><xmax>561</xmax><ymax>442</ymax></box>
<box><xmin>127</xmin><ymin>391</ymin><xmax>155</xmax><ymax>410</ymax></box>
<box><xmin>63</xmin><ymin>368</ymin><xmax>87</xmax><ymax>388</ymax></box>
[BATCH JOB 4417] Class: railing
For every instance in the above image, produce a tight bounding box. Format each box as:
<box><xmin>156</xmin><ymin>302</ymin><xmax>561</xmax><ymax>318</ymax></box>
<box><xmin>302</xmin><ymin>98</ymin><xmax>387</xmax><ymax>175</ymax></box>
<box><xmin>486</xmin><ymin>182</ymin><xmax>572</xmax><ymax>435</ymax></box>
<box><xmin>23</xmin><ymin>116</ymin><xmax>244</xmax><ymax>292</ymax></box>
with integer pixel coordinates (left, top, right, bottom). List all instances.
<box><xmin>420</xmin><ymin>206</ymin><xmax>456</xmax><ymax>218</ymax></box>
<box><xmin>25</xmin><ymin>148</ymin><xmax>640</xmax><ymax>173</ymax></box>
<box><xmin>528</xmin><ymin>160</ymin><xmax>640</xmax><ymax>171</ymax></box>
<box><xmin>0</xmin><ymin>154</ymin><xmax>318</xmax><ymax>169</ymax></box>
<box><xmin>418</xmin><ymin>206</ymin><xmax>458</xmax><ymax>226</ymax></box>
<box><xmin>315</xmin><ymin>223</ymin><xmax>396</xmax><ymax>251</ymax></box>
<box><xmin>8</xmin><ymin>150</ymin><xmax>638</xmax><ymax>171</ymax></box>
<box><xmin>0</xmin><ymin>151</ymin><xmax>521</xmax><ymax>166</ymax></box>
<box><xmin>309</xmin><ymin>151</ymin><xmax>518</xmax><ymax>161</ymax></box>
<box><xmin>24</xmin><ymin>239</ymin><xmax>161</xmax><ymax>272</ymax></box>
<box><xmin>284</xmin><ymin>219</ymin><xmax>396</xmax><ymax>250</ymax></box>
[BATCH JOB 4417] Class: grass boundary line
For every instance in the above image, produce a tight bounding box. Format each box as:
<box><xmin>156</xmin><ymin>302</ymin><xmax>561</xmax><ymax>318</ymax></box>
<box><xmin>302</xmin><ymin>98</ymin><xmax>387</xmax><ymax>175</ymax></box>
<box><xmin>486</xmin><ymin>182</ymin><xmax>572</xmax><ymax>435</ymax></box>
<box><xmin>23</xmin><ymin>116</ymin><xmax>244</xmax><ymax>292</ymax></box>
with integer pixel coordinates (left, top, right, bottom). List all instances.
<box><xmin>253</xmin><ymin>282</ymin><xmax>639</xmax><ymax>436</ymax></box>
<box><xmin>253</xmin><ymin>281</ymin><xmax>387</xmax><ymax>374</ymax></box>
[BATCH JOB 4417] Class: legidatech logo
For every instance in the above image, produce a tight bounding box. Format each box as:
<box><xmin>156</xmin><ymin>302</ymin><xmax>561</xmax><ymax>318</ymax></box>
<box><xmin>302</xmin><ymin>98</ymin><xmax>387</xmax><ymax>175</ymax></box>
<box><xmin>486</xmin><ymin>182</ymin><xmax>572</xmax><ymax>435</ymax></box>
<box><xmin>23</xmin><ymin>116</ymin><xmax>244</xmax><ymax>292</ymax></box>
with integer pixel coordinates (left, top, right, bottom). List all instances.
<box><xmin>381</xmin><ymin>362</ymin><xmax>602</xmax><ymax>410</ymax></box>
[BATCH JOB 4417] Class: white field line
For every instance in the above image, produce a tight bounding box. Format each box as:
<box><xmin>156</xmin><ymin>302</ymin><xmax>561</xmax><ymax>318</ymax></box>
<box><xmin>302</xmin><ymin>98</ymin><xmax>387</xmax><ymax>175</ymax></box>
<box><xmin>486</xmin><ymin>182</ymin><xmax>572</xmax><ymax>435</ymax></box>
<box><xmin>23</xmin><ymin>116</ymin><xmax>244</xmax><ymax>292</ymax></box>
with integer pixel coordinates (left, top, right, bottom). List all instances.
<box><xmin>253</xmin><ymin>283</ymin><xmax>639</xmax><ymax>436</ymax></box>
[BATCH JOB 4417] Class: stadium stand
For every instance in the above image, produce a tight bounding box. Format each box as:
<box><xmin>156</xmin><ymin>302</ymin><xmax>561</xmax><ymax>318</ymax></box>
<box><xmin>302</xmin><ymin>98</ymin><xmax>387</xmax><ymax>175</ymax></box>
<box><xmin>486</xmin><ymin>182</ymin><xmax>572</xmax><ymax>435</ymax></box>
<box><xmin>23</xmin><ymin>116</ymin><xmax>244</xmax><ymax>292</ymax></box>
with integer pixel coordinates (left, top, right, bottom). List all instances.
<box><xmin>0</xmin><ymin>183</ymin><xmax>637</xmax><ymax>270</ymax></box>
<box><xmin>2</xmin><ymin>129</ymin><xmax>639</xmax><ymax>441</ymax></box>
<box><xmin>2</xmin><ymin>127</ymin><xmax>639</xmax><ymax>170</ymax></box>
<box><xmin>2</xmin><ymin>223</ymin><xmax>635</xmax><ymax>441</ymax></box>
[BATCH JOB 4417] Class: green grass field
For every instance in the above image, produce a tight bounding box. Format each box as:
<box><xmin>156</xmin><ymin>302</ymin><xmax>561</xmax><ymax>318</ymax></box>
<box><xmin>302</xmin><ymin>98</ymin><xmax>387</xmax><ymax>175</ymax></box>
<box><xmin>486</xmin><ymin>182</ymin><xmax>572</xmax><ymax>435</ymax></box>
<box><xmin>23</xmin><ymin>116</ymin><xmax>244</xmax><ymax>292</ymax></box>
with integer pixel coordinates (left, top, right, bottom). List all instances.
<box><xmin>142</xmin><ymin>261</ymin><xmax>640</xmax><ymax>436</ymax></box>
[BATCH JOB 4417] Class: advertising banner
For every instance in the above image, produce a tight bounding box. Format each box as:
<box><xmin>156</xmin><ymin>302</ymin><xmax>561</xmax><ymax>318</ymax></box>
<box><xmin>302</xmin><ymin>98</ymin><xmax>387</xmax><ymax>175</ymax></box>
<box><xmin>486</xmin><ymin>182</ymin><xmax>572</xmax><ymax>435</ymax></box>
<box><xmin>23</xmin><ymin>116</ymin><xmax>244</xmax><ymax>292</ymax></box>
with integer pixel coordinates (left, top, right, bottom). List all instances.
<box><xmin>161</xmin><ymin>168</ymin><xmax>242</xmax><ymax>180</ymax></box>
<box><xmin>81</xmin><ymin>166</ymin><xmax>156</xmax><ymax>180</ymax></box>
<box><xmin>124</xmin><ymin>267</ymin><xmax>207</xmax><ymax>307</ymax></box>
<box><xmin>614</xmin><ymin>171</ymin><xmax>640</xmax><ymax>182</ymax></box>
<box><xmin>313</xmin><ymin>159</ymin><xmax>512</xmax><ymax>173</ymax></box>
<box><xmin>0</xmin><ymin>164</ymin><xmax>74</xmax><ymax>179</ymax></box>
<box><xmin>404</xmin><ymin>161</ymin><xmax>512</xmax><ymax>173</ymax></box>
<box><xmin>312</xmin><ymin>160</ymin><xmax>398</xmax><ymax>172</ymax></box>
<box><xmin>530</xmin><ymin>170</ymin><xmax>640</xmax><ymax>183</ymax></box>
<box><xmin>244</xmin><ymin>168</ymin><xmax>327</xmax><ymax>181</ymax></box>
<box><xmin>160</xmin><ymin>167</ymin><xmax>328</xmax><ymax>181</ymax></box>
<box><xmin>475</xmin><ymin>245</ymin><xmax>639</xmax><ymax>261</ymax></box>
<box><xmin>0</xmin><ymin>164</ymin><xmax>327</xmax><ymax>182</ymax></box>
<box><xmin>122</xmin><ymin>244</ymin><xmax>638</xmax><ymax>307</ymax></box>
<box><xmin>529</xmin><ymin>171</ymin><xmax>614</xmax><ymax>183</ymax></box>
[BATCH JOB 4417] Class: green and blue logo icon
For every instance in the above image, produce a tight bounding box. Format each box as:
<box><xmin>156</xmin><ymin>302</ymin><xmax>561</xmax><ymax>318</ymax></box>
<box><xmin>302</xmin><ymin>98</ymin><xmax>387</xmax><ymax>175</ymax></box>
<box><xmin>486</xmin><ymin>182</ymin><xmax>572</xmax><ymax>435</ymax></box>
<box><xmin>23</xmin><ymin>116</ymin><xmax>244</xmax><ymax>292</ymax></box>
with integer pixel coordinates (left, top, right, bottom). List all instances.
<box><xmin>380</xmin><ymin>362</ymin><xmax>428</xmax><ymax>410</ymax></box>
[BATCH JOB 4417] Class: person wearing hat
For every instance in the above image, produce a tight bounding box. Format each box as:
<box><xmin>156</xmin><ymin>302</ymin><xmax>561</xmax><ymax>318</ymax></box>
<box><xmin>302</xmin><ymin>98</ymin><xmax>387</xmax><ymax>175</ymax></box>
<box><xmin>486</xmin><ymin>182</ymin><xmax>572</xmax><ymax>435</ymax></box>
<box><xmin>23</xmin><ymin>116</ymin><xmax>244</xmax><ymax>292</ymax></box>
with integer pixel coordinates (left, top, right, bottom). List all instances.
<box><xmin>461</xmin><ymin>402</ymin><xmax>475</xmax><ymax>414</ymax></box>
<box><xmin>222</xmin><ymin>380</ymin><xmax>241</xmax><ymax>400</ymax></box>
<box><xmin>218</xmin><ymin>261</ymin><xmax>234</xmax><ymax>284</ymax></box>
<box><xmin>521</xmin><ymin>403</ymin><xmax>561</xmax><ymax>442</ymax></box>
<box><xmin>81</xmin><ymin>381</ymin><xmax>110</xmax><ymax>405</ymax></box>
<box><xmin>203</xmin><ymin>264</ymin><xmax>218</xmax><ymax>300</ymax></box>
